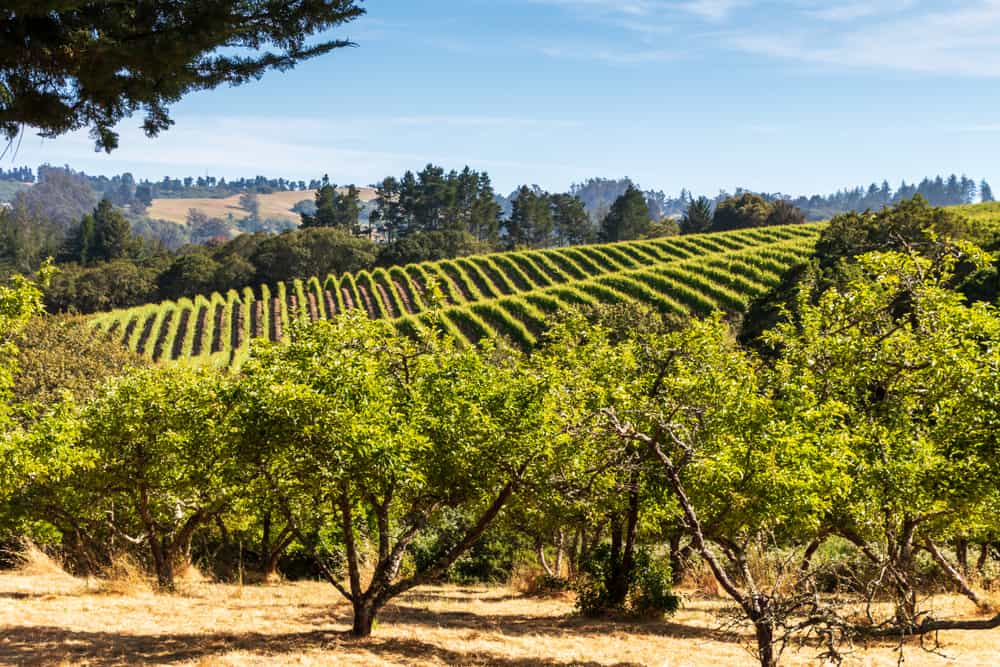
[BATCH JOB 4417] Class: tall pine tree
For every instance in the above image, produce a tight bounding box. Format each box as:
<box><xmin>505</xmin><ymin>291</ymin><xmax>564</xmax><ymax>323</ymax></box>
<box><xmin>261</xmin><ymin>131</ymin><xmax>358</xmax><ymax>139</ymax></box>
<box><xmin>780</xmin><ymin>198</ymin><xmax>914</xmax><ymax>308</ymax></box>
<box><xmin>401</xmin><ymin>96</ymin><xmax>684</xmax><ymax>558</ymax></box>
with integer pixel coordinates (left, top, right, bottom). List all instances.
<box><xmin>600</xmin><ymin>185</ymin><xmax>651</xmax><ymax>242</ymax></box>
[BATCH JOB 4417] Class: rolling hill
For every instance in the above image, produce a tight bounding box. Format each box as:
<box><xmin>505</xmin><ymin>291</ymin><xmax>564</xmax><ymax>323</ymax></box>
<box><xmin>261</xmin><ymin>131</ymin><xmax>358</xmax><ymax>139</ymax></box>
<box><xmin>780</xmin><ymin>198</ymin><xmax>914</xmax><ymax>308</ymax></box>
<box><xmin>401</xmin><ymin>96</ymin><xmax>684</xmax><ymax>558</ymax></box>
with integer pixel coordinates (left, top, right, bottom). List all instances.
<box><xmin>90</xmin><ymin>224</ymin><xmax>823</xmax><ymax>368</ymax></box>
<box><xmin>146</xmin><ymin>187</ymin><xmax>379</xmax><ymax>225</ymax></box>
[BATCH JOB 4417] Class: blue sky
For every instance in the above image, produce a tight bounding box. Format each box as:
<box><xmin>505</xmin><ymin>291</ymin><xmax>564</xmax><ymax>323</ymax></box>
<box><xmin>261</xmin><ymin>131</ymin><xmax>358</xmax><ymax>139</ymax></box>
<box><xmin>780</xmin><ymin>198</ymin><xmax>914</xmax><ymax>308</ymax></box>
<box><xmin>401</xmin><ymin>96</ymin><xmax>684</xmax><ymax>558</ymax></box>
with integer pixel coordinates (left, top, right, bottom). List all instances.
<box><xmin>11</xmin><ymin>0</ymin><xmax>1000</xmax><ymax>197</ymax></box>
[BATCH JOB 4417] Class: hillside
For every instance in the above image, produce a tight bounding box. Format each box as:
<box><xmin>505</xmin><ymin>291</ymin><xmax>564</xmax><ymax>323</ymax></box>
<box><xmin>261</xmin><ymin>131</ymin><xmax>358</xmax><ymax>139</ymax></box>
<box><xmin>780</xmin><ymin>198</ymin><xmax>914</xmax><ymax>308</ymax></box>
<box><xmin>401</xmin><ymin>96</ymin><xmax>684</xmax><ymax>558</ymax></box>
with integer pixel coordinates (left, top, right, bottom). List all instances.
<box><xmin>147</xmin><ymin>187</ymin><xmax>379</xmax><ymax>225</ymax></box>
<box><xmin>91</xmin><ymin>224</ymin><xmax>822</xmax><ymax>368</ymax></box>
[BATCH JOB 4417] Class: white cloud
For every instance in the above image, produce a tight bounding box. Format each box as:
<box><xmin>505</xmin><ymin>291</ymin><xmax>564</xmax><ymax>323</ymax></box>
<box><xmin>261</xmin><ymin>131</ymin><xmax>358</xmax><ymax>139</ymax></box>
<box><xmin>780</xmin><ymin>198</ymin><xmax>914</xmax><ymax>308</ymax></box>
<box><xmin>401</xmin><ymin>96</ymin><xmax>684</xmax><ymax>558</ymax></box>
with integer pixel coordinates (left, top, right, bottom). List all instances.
<box><xmin>537</xmin><ymin>42</ymin><xmax>680</xmax><ymax>63</ymax></box>
<box><xmin>805</xmin><ymin>1</ymin><xmax>915</xmax><ymax>22</ymax></box>
<box><xmin>731</xmin><ymin>1</ymin><xmax>1000</xmax><ymax>77</ymax></box>
<box><xmin>677</xmin><ymin>0</ymin><xmax>748</xmax><ymax>21</ymax></box>
<box><xmin>12</xmin><ymin>114</ymin><xmax>598</xmax><ymax>187</ymax></box>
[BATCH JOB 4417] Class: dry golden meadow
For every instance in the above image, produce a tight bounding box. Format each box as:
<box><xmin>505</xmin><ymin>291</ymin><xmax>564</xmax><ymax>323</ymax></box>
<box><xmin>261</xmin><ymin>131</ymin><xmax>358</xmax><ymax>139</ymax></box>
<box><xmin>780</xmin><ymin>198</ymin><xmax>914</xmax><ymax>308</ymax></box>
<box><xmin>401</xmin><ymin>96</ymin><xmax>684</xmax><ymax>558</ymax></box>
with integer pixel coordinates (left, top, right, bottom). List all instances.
<box><xmin>146</xmin><ymin>188</ymin><xmax>379</xmax><ymax>226</ymax></box>
<box><xmin>2</xmin><ymin>560</ymin><xmax>999</xmax><ymax>667</ymax></box>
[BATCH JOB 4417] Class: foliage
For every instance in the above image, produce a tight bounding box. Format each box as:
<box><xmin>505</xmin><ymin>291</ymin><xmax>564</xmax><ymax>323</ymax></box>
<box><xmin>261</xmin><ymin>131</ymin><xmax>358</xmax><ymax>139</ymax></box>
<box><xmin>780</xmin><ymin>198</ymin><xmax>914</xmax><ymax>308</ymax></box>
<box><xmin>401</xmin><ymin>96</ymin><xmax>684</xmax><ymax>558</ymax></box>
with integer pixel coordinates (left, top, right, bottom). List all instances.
<box><xmin>508</xmin><ymin>186</ymin><xmax>555</xmax><ymax>249</ymax></box>
<box><xmin>93</xmin><ymin>225</ymin><xmax>823</xmax><ymax>365</ymax></box>
<box><xmin>681</xmin><ymin>196</ymin><xmax>714</xmax><ymax>234</ymax></box>
<box><xmin>377</xmin><ymin>229</ymin><xmax>492</xmax><ymax>266</ymax></box>
<box><xmin>711</xmin><ymin>192</ymin><xmax>772</xmax><ymax>231</ymax></box>
<box><xmin>233</xmin><ymin>313</ymin><xmax>563</xmax><ymax>635</ymax></box>
<box><xmin>65</xmin><ymin>199</ymin><xmax>136</xmax><ymax>265</ymax></box>
<box><xmin>0</xmin><ymin>1</ymin><xmax>365</xmax><ymax>151</ymax></box>
<box><xmin>372</xmin><ymin>166</ymin><xmax>501</xmax><ymax>244</ymax></box>
<box><xmin>251</xmin><ymin>227</ymin><xmax>378</xmax><ymax>286</ymax></box>
<box><xmin>300</xmin><ymin>178</ymin><xmax>362</xmax><ymax>233</ymax></box>
<box><xmin>74</xmin><ymin>367</ymin><xmax>238</xmax><ymax>587</ymax></box>
<box><xmin>45</xmin><ymin>260</ymin><xmax>161</xmax><ymax>313</ymax></box>
<box><xmin>600</xmin><ymin>185</ymin><xmax>652</xmax><ymax>242</ymax></box>
<box><xmin>12</xmin><ymin>316</ymin><xmax>148</xmax><ymax>410</ymax></box>
<box><xmin>814</xmin><ymin>195</ymin><xmax>971</xmax><ymax>267</ymax></box>
<box><xmin>575</xmin><ymin>544</ymin><xmax>678</xmax><ymax>618</ymax></box>
<box><xmin>742</xmin><ymin>196</ymin><xmax>995</xmax><ymax>347</ymax></box>
<box><xmin>765</xmin><ymin>199</ymin><xmax>805</xmax><ymax>227</ymax></box>
<box><xmin>763</xmin><ymin>245</ymin><xmax>1000</xmax><ymax>626</ymax></box>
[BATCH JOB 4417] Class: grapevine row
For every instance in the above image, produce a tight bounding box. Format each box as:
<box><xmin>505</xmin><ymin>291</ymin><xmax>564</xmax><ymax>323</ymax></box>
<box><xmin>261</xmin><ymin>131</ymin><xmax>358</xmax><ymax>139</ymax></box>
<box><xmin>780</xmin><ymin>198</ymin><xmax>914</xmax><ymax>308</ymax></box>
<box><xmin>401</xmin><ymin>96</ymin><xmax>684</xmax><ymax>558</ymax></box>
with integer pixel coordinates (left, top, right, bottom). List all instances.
<box><xmin>89</xmin><ymin>224</ymin><xmax>822</xmax><ymax>365</ymax></box>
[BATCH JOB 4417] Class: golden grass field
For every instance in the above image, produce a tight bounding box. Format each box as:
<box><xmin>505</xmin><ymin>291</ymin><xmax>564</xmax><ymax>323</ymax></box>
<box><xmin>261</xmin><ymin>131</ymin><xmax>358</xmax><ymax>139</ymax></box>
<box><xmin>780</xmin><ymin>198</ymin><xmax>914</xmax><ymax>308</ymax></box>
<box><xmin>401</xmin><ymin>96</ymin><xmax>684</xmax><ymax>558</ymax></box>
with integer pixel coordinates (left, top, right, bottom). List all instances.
<box><xmin>2</xmin><ymin>567</ymin><xmax>999</xmax><ymax>667</ymax></box>
<box><xmin>147</xmin><ymin>188</ymin><xmax>379</xmax><ymax>225</ymax></box>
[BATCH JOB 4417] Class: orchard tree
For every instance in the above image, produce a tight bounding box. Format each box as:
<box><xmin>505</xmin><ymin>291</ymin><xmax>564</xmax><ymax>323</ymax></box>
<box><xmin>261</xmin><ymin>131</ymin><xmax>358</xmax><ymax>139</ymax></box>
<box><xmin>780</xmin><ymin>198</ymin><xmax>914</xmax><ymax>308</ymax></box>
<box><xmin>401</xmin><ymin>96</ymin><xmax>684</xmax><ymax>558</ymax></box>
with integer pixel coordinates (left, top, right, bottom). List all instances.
<box><xmin>582</xmin><ymin>314</ymin><xmax>850</xmax><ymax>666</ymax></box>
<box><xmin>77</xmin><ymin>368</ymin><xmax>239</xmax><ymax>589</ymax></box>
<box><xmin>0</xmin><ymin>262</ymin><xmax>65</xmax><ymax>503</ymax></box>
<box><xmin>233</xmin><ymin>314</ymin><xmax>563</xmax><ymax>636</ymax></box>
<box><xmin>13</xmin><ymin>315</ymin><xmax>148</xmax><ymax>409</ymax></box>
<box><xmin>537</xmin><ymin>307</ymin><xmax>685</xmax><ymax>613</ymax></box>
<box><xmin>0</xmin><ymin>1</ymin><xmax>365</xmax><ymax>151</ymax></box>
<box><xmin>764</xmin><ymin>245</ymin><xmax>1000</xmax><ymax>630</ymax></box>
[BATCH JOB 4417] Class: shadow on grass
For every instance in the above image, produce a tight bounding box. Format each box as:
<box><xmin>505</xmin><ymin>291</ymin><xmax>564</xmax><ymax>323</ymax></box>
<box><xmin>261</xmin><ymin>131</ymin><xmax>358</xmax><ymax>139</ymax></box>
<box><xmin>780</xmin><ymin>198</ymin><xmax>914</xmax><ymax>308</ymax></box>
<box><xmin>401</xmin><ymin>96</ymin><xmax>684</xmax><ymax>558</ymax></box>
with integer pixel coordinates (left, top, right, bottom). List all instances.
<box><xmin>0</xmin><ymin>626</ymin><xmax>644</xmax><ymax>666</ymax></box>
<box><xmin>299</xmin><ymin>601</ymin><xmax>739</xmax><ymax>644</ymax></box>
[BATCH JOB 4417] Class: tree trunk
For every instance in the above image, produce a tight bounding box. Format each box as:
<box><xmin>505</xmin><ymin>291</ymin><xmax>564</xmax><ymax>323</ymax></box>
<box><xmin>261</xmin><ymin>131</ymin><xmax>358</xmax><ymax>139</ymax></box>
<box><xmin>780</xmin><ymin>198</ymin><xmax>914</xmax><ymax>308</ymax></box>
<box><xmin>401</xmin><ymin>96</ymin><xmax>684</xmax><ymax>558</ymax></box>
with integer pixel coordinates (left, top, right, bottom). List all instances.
<box><xmin>151</xmin><ymin>538</ymin><xmax>175</xmax><ymax>591</ymax></box>
<box><xmin>955</xmin><ymin>538</ymin><xmax>969</xmax><ymax>576</ymax></box>
<box><xmin>554</xmin><ymin>530</ymin><xmax>564</xmax><ymax>577</ymax></box>
<box><xmin>568</xmin><ymin>527</ymin><xmax>581</xmax><ymax>577</ymax></box>
<box><xmin>669</xmin><ymin>532</ymin><xmax>692</xmax><ymax>586</ymax></box>
<box><xmin>536</xmin><ymin>537</ymin><xmax>555</xmax><ymax>577</ymax></box>
<box><xmin>351</xmin><ymin>599</ymin><xmax>376</xmax><ymax>637</ymax></box>
<box><xmin>799</xmin><ymin>531</ymin><xmax>828</xmax><ymax>577</ymax></box>
<box><xmin>926</xmin><ymin>539</ymin><xmax>987</xmax><ymax>609</ymax></box>
<box><xmin>752</xmin><ymin>616</ymin><xmax>777</xmax><ymax>667</ymax></box>
<box><xmin>976</xmin><ymin>543</ymin><xmax>990</xmax><ymax>577</ymax></box>
<box><xmin>607</xmin><ymin>513</ymin><xmax>627</xmax><ymax>606</ymax></box>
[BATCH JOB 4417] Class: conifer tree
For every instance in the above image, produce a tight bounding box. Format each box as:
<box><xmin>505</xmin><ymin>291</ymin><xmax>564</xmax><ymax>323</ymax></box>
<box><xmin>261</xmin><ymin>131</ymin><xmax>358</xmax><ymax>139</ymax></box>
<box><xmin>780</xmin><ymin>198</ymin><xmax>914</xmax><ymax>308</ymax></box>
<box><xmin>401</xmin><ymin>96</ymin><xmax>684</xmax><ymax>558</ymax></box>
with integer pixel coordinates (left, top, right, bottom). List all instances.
<box><xmin>1</xmin><ymin>1</ymin><xmax>365</xmax><ymax>151</ymax></box>
<box><xmin>600</xmin><ymin>185</ymin><xmax>651</xmax><ymax>242</ymax></box>
<box><xmin>681</xmin><ymin>196</ymin><xmax>713</xmax><ymax>234</ymax></box>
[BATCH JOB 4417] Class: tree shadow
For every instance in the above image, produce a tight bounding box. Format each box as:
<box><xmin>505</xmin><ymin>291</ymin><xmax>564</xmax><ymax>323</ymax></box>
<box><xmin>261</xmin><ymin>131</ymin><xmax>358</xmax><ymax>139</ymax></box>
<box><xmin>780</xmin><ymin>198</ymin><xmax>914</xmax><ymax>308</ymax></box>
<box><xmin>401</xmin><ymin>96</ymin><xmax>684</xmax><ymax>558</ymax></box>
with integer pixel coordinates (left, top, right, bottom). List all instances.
<box><xmin>299</xmin><ymin>603</ymin><xmax>743</xmax><ymax>644</ymax></box>
<box><xmin>0</xmin><ymin>626</ymin><xmax>644</xmax><ymax>666</ymax></box>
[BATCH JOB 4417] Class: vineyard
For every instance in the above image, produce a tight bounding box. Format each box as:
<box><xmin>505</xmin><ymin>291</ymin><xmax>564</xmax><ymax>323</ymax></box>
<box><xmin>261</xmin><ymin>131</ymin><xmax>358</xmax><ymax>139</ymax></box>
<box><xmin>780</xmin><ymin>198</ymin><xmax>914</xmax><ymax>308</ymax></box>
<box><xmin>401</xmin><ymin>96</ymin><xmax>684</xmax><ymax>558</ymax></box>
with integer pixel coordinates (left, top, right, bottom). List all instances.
<box><xmin>90</xmin><ymin>224</ymin><xmax>823</xmax><ymax>367</ymax></box>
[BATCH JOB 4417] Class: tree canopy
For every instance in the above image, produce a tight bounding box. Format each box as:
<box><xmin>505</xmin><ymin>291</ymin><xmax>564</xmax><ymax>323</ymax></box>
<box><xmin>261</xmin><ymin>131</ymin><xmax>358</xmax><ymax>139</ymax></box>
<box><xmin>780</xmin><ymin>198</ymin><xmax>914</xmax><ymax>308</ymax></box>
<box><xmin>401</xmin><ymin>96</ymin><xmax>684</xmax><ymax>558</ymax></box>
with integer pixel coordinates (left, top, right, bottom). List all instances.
<box><xmin>0</xmin><ymin>1</ymin><xmax>365</xmax><ymax>151</ymax></box>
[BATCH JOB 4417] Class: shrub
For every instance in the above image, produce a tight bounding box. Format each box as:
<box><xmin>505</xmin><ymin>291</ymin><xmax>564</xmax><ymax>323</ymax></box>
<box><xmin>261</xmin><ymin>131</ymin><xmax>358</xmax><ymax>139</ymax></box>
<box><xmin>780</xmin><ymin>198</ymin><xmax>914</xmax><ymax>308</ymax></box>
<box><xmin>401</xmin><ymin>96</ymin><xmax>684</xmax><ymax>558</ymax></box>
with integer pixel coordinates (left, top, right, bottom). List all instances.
<box><xmin>574</xmin><ymin>544</ymin><xmax>679</xmax><ymax>618</ymax></box>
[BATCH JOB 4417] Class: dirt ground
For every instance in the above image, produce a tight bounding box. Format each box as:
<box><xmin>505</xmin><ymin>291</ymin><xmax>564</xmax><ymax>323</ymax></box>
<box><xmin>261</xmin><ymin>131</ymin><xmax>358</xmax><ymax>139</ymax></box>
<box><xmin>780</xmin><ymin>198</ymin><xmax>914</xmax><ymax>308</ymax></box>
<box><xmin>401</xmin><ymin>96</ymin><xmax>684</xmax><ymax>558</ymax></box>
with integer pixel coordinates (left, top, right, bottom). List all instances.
<box><xmin>1</xmin><ymin>572</ymin><xmax>998</xmax><ymax>666</ymax></box>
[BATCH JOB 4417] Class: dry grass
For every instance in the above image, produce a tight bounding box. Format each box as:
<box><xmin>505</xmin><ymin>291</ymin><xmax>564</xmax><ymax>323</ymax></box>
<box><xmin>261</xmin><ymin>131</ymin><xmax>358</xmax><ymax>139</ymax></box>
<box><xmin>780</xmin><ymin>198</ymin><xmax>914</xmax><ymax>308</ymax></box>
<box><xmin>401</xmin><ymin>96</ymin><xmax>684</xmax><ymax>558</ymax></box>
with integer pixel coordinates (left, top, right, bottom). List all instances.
<box><xmin>147</xmin><ymin>188</ymin><xmax>378</xmax><ymax>225</ymax></box>
<box><xmin>1</xmin><ymin>572</ymin><xmax>998</xmax><ymax>666</ymax></box>
<box><xmin>7</xmin><ymin>541</ymin><xmax>75</xmax><ymax>581</ymax></box>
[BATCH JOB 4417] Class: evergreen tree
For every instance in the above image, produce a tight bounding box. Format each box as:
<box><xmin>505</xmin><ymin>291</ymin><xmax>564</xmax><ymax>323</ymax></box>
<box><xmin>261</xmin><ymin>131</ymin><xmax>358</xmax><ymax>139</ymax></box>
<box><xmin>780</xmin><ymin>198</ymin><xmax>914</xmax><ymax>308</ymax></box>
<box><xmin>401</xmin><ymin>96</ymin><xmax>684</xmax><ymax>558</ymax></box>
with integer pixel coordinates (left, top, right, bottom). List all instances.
<box><xmin>981</xmin><ymin>180</ymin><xmax>994</xmax><ymax>203</ymax></box>
<box><xmin>681</xmin><ymin>196</ymin><xmax>713</xmax><ymax>234</ymax></box>
<box><xmin>65</xmin><ymin>211</ymin><xmax>97</xmax><ymax>264</ymax></box>
<box><xmin>551</xmin><ymin>194</ymin><xmax>593</xmax><ymax>246</ymax></box>
<box><xmin>508</xmin><ymin>186</ymin><xmax>553</xmax><ymax>248</ymax></box>
<box><xmin>600</xmin><ymin>185</ymin><xmax>651</xmax><ymax>242</ymax></box>
<box><xmin>333</xmin><ymin>185</ymin><xmax>362</xmax><ymax>234</ymax></box>
<box><xmin>300</xmin><ymin>177</ymin><xmax>339</xmax><ymax>229</ymax></box>
<box><xmin>2</xmin><ymin>1</ymin><xmax>365</xmax><ymax>151</ymax></box>
<box><xmin>239</xmin><ymin>192</ymin><xmax>260</xmax><ymax>225</ymax></box>
<box><xmin>88</xmin><ymin>199</ymin><xmax>135</xmax><ymax>262</ymax></box>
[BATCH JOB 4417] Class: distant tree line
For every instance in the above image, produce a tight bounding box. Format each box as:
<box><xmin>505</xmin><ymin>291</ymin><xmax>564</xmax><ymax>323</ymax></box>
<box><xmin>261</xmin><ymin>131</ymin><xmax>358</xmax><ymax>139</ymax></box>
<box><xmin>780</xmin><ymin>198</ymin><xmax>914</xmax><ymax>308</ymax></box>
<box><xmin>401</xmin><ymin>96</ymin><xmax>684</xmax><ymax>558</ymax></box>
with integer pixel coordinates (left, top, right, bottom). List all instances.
<box><xmin>1</xmin><ymin>163</ymin><xmax>995</xmax><ymax>314</ymax></box>
<box><xmin>0</xmin><ymin>167</ymin><xmax>33</xmax><ymax>183</ymax></box>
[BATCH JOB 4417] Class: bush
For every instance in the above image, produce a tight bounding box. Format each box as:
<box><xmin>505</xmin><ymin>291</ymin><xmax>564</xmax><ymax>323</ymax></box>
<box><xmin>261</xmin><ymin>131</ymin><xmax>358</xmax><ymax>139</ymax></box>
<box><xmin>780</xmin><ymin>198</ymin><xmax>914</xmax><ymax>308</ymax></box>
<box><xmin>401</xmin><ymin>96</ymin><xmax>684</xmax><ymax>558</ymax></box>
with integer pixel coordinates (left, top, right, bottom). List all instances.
<box><xmin>574</xmin><ymin>544</ymin><xmax>679</xmax><ymax>618</ymax></box>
